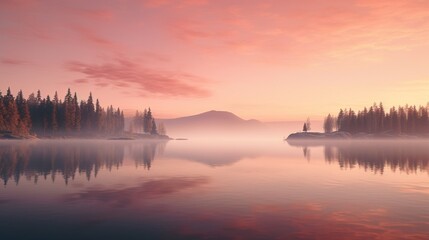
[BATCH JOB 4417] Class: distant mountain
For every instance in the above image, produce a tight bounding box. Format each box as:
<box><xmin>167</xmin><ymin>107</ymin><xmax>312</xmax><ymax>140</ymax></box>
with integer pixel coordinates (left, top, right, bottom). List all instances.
<box><xmin>123</xmin><ymin>110</ymin><xmax>320</xmax><ymax>139</ymax></box>
<box><xmin>155</xmin><ymin>110</ymin><xmax>265</xmax><ymax>138</ymax></box>
<box><xmin>155</xmin><ymin>110</ymin><xmax>314</xmax><ymax>139</ymax></box>
<box><xmin>158</xmin><ymin>110</ymin><xmax>261</xmax><ymax>128</ymax></box>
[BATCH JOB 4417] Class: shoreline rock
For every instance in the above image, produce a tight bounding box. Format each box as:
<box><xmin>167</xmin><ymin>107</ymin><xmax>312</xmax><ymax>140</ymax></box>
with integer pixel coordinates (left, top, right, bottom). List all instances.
<box><xmin>286</xmin><ymin>131</ymin><xmax>352</xmax><ymax>140</ymax></box>
<box><xmin>286</xmin><ymin>131</ymin><xmax>425</xmax><ymax>141</ymax></box>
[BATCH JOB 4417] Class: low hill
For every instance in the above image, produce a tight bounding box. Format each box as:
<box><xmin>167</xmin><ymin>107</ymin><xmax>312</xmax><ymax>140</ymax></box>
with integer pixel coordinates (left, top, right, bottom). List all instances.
<box><xmin>126</xmin><ymin>110</ymin><xmax>322</xmax><ymax>139</ymax></box>
<box><xmin>158</xmin><ymin>110</ymin><xmax>261</xmax><ymax>128</ymax></box>
<box><xmin>155</xmin><ymin>110</ymin><xmax>321</xmax><ymax>139</ymax></box>
<box><xmin>156</xmin><ymin>110</ymin><xmax>264</xmax><ymax>138</ymax></box>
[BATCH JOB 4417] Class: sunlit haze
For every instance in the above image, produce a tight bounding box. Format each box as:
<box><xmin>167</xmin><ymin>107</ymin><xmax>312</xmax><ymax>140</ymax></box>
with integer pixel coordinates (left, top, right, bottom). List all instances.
<box><xmin>1</xmin><ymin>0</ymin><xmax>429</xmax><ymax>121</ymax></box>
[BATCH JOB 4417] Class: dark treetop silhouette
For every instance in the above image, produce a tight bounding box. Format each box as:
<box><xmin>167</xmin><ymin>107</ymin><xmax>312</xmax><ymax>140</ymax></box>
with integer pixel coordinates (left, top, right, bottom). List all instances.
<box><xmin>0</xmin><ymin>88</ymin><xmax>162</xmax><ymax>138</ymax></box>
<box><xmin>326</xmin><ymin>102</ymin><xmax>429</xmax><ymax>135</ymax></box>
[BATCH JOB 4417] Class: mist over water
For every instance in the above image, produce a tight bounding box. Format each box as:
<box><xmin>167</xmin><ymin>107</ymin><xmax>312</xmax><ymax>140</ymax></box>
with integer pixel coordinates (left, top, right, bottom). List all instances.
<box><xmin>162</xmin><ymin>121</ymin><xmax>324</xmax><ymax>141</ymax></box>
<box><xmin>1</xmin><ymin>139</ymin><xmax>429</xmax><ymax>239</ymax></box>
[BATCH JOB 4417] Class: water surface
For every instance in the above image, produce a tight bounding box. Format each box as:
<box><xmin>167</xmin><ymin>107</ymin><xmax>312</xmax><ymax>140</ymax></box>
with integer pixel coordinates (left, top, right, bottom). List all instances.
<box><xmin>1</xmin><ymin>139</ymin><xmax>429</xmax><ymax>239</ymax></box>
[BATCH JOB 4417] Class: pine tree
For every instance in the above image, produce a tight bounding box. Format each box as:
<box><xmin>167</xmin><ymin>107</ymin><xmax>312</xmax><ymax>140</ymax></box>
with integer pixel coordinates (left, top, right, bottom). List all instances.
<box><xmin>0</xmin><ymin>92</ymin><xmax>6</xmax><ymax>131</ymax></box>
<box><xmin>133</xmin><ymin>111</ymin><xmax>142</xmax><ymax>133</ymax></box>
<box><xmin>106</xmin><ymin>105</ymin><xmax>113</xmax><ymax>133</ymax></box>
<box><xmin>120</xmin><ymin>110</ymin><xmax>124</xmax><ymax>133</ymax></box>
<box><xmin>52</xmin><ymin>91</ymin><xmax>60</xmax><ymax>133</ymax></box>
<box><xmin>158</xmin><ymin>122</ymin><xmax>166</xmax><ymax>135</ymax></box>
<box><xmin>3</xmin><ymin>88</ymin><xmax>20</xmax><ymax>134</ymax></box>
<box><xmin>28</xmin><ymin>92</ymin><xmax>40</xmax><ymax>132</ymax></box>
<box><xmin>85</xmin><ymin>92</ymin><xmax>95</xmax><ymax>131</ymax></box>
<box><xmin>150</xmin><ymin>119</ymin><xmax>157</xmax><ymax>135</ymax></box>
<box><xmin>64</xmin><ymin>88</ymin><xmax>75</xmax><ymax>132</ymax></box>
<box><xmin>305</xmin><ymin>118</ymin><xmax>311</xmax><ymax>132</ymax></box>
<box><xmin>379</xmin><ymin>102</ymin><xmax>385</xmax><ymax>132</ymax></box>
<box><xmin>15</xmin><ymin>90</ymin><xmax>31</xmax><ymax>135</ymax></box>
<box><xmin>53</xmin><ymin>91</ymin><xmax>59</xmax><ymax>104</ymax></box>
<box><xmin>337</xmin><ymin>109</ymin><xmax>344</xmax><ymax>131</ymax></box>
<box><xmin>420</xmin><ymin>106</ymin><xmax>429</xmax><ymax>132</ymax></box>
<box><xmin>143</xmin><ymin>108</ymin><xmax>149</xmax><ymax>133</ymax></box>
<box><xmin>44</xmin><ymin>95</ymin><xmax>56</xmax><ymax>134</ymax></box>
<box><xmin>95</xmin><ymin>99</ymin><xmax>104</xmax><ymax>132</ymax></box>
<box><xmin>399</xmin><ymin>107</ymin><xmax>407</xmax><ymax>134</ymax></box>
<box><xmin>41</xmin><ymin>97</ymin><xmax>48</xmax><ymax>134</ymax></box>
<box><xmin>323</xmin><ymin>114</ymin><xmax>334</xmax><ymax>133</ymax></box>
<box><xmin>144</xmin><ymin>108</ymin><xmax>153</xmax><ymax>133</ymax></box>
<box><xmin>73</xmin><ymin>93</ymin><xmax>80</xmax><ymax>131</ymax></box>
<box><xmin>115</xmin><ymin>107</ymin><xmax>121</xmax><ymax>133</ymax></box>
<box><xmin>36</xmin><ymin>90</ymin><xmax>42</xmax><ymax>105</ymax></box>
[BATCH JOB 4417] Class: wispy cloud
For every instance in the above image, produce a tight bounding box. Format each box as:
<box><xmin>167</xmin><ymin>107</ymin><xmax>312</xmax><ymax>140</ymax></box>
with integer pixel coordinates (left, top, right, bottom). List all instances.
<box><xmin>163</xmin><ymin>0</ymin><xmax>429</xmax><ymax>63</ymax></box>
<box><xmin>70</xmin><ymin>25</ymin><xmax>119</xmax><ymax>49</ymax></box>
<box><xmin>1</xmin><ymin>58</ymin><xmax>28</xmax><ymax>65</ymax></box>
<box><xmin>73</xmin><ymin>78</ymin><xmax>89</xmax><ymax>84</ymax></box>
<box><xmin>66</xmin><ymin>57</ymin><xmax>211</xmax><ymax>97</ymax></box>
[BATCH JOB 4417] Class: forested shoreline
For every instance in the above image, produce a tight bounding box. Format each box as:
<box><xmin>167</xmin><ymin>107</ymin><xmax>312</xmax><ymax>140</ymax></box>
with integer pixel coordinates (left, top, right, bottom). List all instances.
<box><xmin>0</xmin><ymin>88</ymin><xmax>127</xmax><ymax>137</ymax></box>
<box><xmin>324</xmin><ymin>103</ymin><xmax>429</xmax><ymax>135</ymax></box>
<box><xmin>0</xmin><ymin>87</ymin><xmax>165</xmax><ymax>138</ymax></box>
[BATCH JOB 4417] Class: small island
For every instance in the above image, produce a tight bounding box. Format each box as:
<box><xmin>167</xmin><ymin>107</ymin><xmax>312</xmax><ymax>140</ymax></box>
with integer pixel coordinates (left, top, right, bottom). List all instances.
<box><xmin>287</xmin><ymin>103</ymin><xmax>429</xmax><ymax>140</ymax></box>
<box><xmin>287</xmin><ymin>131</ymin><xmax>352</xmax><ymax>140</ymax></box>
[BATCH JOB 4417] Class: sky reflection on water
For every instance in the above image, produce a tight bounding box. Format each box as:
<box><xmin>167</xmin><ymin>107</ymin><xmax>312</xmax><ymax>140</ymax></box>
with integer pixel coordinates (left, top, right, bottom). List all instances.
<box><xmin>1</xmin><ymin>139</ymin><xmax>429</xmax><ymax>240</ymax></box>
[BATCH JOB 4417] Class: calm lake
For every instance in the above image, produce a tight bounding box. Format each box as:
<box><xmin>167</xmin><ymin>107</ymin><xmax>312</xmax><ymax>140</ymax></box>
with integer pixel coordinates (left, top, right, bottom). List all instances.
<box><xmin>1</xmin><ymin>139</ymin><xmax>429</xmax><ymax>239</ymax></box>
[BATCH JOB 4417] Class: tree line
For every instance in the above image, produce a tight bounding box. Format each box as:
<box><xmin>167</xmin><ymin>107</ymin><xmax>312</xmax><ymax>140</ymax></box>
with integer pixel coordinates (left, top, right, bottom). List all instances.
<box><xmin>131</xmin><ymin>108</ymin><xmax>165</xmax><ymax>135</ymax></box>
<box><xmin>0</xmin><ymin>87</ymin><xmax>125</xmax><ymax>136</ymax></box>
<box><xmin>324</xmin><ymin>102</ymin><xmax>429</xmax><ymax>135</ymax></box>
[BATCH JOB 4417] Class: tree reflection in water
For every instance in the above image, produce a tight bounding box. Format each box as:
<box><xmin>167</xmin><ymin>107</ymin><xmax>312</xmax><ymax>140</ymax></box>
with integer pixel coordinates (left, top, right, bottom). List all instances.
<box><xmin>291</xmin><ymin>140</ymin><xmax>429</xmax><ymax>174</ymax></box>
<box><xmin>130</xmin><ymin>141</ymin><xmax>166</xmax><ymax>170</ymax></box>
<box><xmin>0</xmin><ymin>140</ymin><xmax>166</xmax><ymax>185</ymax></box>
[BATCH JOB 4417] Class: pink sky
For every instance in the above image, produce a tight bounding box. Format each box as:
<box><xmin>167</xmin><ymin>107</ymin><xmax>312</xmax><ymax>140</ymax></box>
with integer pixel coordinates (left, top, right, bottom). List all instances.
<box><xmin>1</xmin><ymin>0</ymin><xmax>429</xmax><ymax>121</ymax></box>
